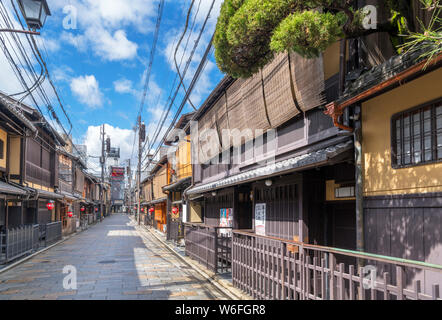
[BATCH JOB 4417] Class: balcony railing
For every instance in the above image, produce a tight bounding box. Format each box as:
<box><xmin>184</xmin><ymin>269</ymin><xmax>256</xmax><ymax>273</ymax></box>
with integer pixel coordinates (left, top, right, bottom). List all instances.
<box><xmin>184</xmin><ymin>223</ymin><xmax>232</xmax><ymax>274</ymax></box>
<box><xmin>232</xmin><ymin>231</ymin><xmax>442</xmax><ymax>300</ymax></box>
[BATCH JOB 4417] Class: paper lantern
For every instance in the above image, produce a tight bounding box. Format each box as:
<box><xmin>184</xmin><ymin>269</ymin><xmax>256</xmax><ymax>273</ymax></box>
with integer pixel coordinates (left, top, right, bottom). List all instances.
<box><xmin>46</xmin><ymin>201</ymin><xmax>54</xmax><ymax>211</ymax></box>
<box><xmin>67</xmin><ymin>212</ymin><xmax>73</xmax><ymax>218</ymax></box>
<box><xmin>148</xmin><ymin>207</ymin><xmax>155</xmax><ymax>214</ymax></box>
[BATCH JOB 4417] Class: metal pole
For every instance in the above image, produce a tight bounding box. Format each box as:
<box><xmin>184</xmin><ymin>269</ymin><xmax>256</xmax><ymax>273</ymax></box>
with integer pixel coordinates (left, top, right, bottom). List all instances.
<box><xmin>128</xmin><ymin>159</ymin><xmax>131</xmax><ymax>215</ymax></box>
<box><xmin>137</xmin><ymin>116</ymin><xmax>142</xmax><ymax>226</ymax></box>
<box><xmin>0</xmin><ymin>29</ymin><xmax>40</xmax><ymax>35</ymax></box>
<box><xmin>355</xmin><ymin>105</ymin><xmax>364</xmax><ymax>253</ymax></box>
<box><xmin>100</xmin><ymin>124</ymin><xmax>105</xmax><ymax>221</ymax></box>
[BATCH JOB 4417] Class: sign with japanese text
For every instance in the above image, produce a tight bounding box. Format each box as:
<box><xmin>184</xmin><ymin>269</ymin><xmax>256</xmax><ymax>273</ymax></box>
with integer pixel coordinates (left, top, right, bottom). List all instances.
<box><xmin>219</xmin><ymin>208</ymin><xmax>233</xmax><ymax>237</ymax></box>
<box><xmin>255</xmin><ymin>203</ymin><xmax>266</xmax><ymax>236</ymax></box>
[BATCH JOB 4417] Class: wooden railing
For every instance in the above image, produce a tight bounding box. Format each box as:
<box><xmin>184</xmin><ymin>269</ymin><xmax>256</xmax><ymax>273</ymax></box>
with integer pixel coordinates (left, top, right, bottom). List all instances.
<box><xmin>184</xmin><ymin>223</ymin><xmax>232</xmax><ymax>274</ymax></box>
<box><xmin>232</xmin><ymin>231</ymin><xmax>442</xmax><ymax>300</ymax></box>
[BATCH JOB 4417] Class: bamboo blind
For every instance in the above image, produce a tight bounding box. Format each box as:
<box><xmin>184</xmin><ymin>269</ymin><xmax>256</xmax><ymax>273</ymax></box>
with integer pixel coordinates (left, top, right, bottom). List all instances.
<box><xmin>153</xmin><ymin>165</ymin><xmax>168</xmax><ymax>199</ymax></box>
<box><xmin>262</xmin><ymin>53</ymin><xmax>300</xmax><ymax>128</ymax></box>
<box><xmin>241</xmin><ymin>70</ymin><xmax>271</xmax><ymax>133</ymax></box>
<box><xmin>289</xmin><ymin>52</ymin><xmax>325</xmax><ymax>112</ymax></box>
<box><xmin>196</xmin><ymin>53</ymin><xmax>326</xmax><ymax>155</ymax></box>
<box><xmin>177</xmin><ymin>137</ymin><xmax>192</xmax><ymax>179</ymax></box>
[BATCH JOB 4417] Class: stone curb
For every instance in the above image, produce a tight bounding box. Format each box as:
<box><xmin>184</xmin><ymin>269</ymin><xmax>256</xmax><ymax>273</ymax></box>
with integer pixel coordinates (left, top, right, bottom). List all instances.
<box><xmin>133</xmin><ymin>218</ymin><xmax>251</xmax><ymax>301</ymax></box>
<box><xmin>0</xmin><ymin>218</ymin><xmax>103</xmax><ymax>275</ymax></box>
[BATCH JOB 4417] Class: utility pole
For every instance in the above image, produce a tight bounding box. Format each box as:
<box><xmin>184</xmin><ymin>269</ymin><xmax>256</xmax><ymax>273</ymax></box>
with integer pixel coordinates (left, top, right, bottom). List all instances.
<box><xmin>100</xmin><ymin>124</ymin><xmax>106</xmax><ymax>222</ymax></box>
<box><xmin>127</xmin><ymin>159</ymin><xmax>131</xmax><ymax>216</ymax></box>
<box><xmin>137</xmin><ymin>116</ymin><xmax>142</xmax><ymax>226</ymax></box>
<box><xmin>137</xmin><ymin>117</ymin><xmax>146</xmax><ymax>226</ymax></box>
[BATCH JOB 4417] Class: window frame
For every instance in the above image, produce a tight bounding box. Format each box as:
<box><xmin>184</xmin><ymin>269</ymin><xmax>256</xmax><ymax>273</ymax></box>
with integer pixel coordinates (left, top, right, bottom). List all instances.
<box><xmin>391</xmin><ymin>97</ymin><xmax>442</xmax><ymax>169</ymax></box>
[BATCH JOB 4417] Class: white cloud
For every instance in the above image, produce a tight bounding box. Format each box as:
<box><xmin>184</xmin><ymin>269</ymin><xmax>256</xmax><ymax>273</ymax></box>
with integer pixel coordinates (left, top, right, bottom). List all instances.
<box><xmin>89</xmin><ymin>29</ymin><xmax>138</xmax><ymax>61</ymax></box>
<box><xmin>81</xmin><ymin>124</ymin><xmax>136</xmax><ymax>173</ymax></box>
<box><xmin>70</xmin><ymin>75</ymin><xmax>104</xmax><ymax>108</ymax></box>
<box><xmin>50</xmin><ymin>0</ymin><xmax>160</xmax><ymax>61</ymax></box>
<box><xmin>113</xmin><ymin>78</ymin><xmax>138</xmax><ymax>96</ymax></box>
<box><xmin>40</xmin><ymin>37</ymin><xmax>61</xmax><ymax>53</ymax></box>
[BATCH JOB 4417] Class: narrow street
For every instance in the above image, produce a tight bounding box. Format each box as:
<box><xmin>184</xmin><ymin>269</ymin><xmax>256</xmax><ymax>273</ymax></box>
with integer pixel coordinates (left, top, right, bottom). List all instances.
<box><xmin>0</xmin><ymin>214</ymin><xmax>227</xmax><ymax>300</ymax></box>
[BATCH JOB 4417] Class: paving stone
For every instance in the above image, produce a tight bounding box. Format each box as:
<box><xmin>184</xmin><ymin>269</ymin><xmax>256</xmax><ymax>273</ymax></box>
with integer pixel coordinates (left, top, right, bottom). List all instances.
<box><xmin>0</xmin><ymin>214</ymin><xmax>227</xmax><ymax>301</ymax></box>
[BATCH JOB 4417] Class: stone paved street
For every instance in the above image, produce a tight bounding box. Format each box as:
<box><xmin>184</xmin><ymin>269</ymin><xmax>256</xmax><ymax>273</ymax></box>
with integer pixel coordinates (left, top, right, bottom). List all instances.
<box><xmin>0</xmin><ymin>214</ymin><xmax>228</xmax><ymax>300</ymax></box>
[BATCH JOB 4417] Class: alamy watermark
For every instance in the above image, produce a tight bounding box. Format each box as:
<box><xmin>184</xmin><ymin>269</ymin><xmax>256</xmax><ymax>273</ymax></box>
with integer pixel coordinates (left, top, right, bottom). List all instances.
<box><xmin>362</xmin><ymin>5</ymin><xmax>377</xmax><ymax>30</ymax></box>
<box><xmin>62</xmin><ymin>5</ymin><xmax>77</xmax><ymax>30</ymax></box>
<box><xmin>164</xmin><ymin>121</ymin><xmax>278</xmax><ymax>171</ymax></box>
<box><xmin>63</xmin><ymin>265</ymin><xmax>77</xmax><ymax>290</ymax></box>
<box><xmin>361</xmin><ymin>265</ymin><xmax>377</xmax><ymax>290</ymax></box>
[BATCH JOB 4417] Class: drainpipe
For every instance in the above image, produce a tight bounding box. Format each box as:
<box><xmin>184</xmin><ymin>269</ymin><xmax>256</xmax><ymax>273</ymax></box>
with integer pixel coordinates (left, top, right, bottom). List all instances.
<box><xmin>353</xmin><ymin>105</ymin><xmax>364</xmax><ymax>255</ymax></box>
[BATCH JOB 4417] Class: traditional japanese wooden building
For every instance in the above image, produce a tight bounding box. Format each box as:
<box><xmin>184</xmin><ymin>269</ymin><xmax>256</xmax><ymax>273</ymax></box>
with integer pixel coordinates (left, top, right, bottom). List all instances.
<box><xmin>141</xmin><ymin>153</ymin><xmax>169</xmax><ymax>233</ymax></box>
<box><xmin>180</xmin><ymin>0</ymin><xmax>442</xmax><ymax>299</ymax></box>
<box><xmin>0</xmin><ymin>93</ymin><xmax>64</xmax><ymax>263</ymax></box>
<box><xmin>163</xmin><ymin>112</ymin><xmax>194</xmax><ymax>243</ymax></box>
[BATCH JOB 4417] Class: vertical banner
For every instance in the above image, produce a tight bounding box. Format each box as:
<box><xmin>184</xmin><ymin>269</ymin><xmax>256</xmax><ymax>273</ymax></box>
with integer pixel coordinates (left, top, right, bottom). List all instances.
<box><xmin>255</xmin><ymin>203</ymin><xmax>266</xmax><ymax>236</ymax></box>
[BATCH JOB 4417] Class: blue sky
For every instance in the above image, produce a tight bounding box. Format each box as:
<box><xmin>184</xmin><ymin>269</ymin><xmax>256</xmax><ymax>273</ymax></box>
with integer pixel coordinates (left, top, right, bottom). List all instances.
<box><xmin>0</xmin><ymin>0</ymin><xmax>224</xmax><ymax>173</ymax></box>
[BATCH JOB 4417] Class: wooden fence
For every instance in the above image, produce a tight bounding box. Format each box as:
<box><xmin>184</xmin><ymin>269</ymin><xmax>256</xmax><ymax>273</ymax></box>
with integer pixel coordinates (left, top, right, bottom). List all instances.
<box><xmin>0</xmin><ymin>225</ymin><xmax>39</xmax><ymax>264</ymax></box>
<box><xmin>184</xmin><ymin>223</ymin><xmax>232</xmax><ymax>274</ymax></box>
<box><xmin>167</xmin><ymin>218</ymin><xmax>184</xmax><ymax>243</ymax></box>
<box><xmin>45</xmin><ymin>221</ymin><xmax>62</xmax><ymax>246</ymax></box>
<box><xmin>232</xmin><ymin>231</ymin><xmax>442</xmax><ymax>300</ymax></box>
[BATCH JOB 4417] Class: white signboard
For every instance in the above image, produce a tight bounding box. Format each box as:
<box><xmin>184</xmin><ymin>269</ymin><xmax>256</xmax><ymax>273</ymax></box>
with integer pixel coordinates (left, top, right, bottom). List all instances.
<box><xmin>255</xmin><ymin>203</ymin><xmax>266</xmax><ymax>236</ymax></box>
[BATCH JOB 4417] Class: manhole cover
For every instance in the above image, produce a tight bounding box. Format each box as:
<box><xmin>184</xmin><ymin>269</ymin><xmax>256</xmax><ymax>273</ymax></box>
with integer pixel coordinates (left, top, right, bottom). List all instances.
<box><xmin>98</xmin><ymin>260</ymin><xmax>116</xmax><ymax>264</ymax></box>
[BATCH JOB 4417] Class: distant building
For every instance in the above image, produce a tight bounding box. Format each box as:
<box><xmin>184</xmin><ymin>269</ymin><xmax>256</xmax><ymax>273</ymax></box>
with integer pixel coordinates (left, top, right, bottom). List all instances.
<box><xmin>110</xmin><ymin>166</ymin><xmax>125</xmax><ymax>213</ymax></box>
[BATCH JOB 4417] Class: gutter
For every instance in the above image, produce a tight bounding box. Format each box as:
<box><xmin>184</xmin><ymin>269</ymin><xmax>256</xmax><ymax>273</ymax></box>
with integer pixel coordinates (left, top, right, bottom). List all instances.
<box><xmin>325</xmin><ymin>53</ymin><xmax>442</xmax><ymax>132</ymax></box>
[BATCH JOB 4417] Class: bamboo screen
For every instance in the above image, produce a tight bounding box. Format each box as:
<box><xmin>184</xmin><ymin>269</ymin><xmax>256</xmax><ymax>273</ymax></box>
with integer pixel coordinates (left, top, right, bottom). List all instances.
<box><xmin>226</xmin><ymin>78</ymin><xmax>248</xmax><ymax>147</ymax></box>
<box><xmin>177</xmin><ymin>137</ymin><xmax>192</xmax><ymax>179</ymax></box>
<box><xmin>196</xmin><ymin>53</ymin><xmax>325</xmax><ymax>157</ymax></box>
<box><xmin>262</xmin><ymin>53</ymin><xmax>300</xmax><ymax>128</ymax></box>
<box><xmin>289</xmin><ymin>52</ymin><xmax>325</xmax><ymax>112</ymax></box>
<box><xmin>153</xmin><ymin>165</ymin><xmax>168</xmax><ymax>200</ymax></box>
<box><xmin>143</xmin><ymin>182</ymin><xmax>152</xmax><ymax>202</ymax></box>
<box><xmin>198</xmin><ymin>104</ymin><xmax>221</xmax><ymax>164</ymax></box>
<box><xmin>214</xmin><ymin>93</ymin><xmax>230</xmax><ymax>151</ymax></box>
<box><xmin>241</xmin><ymin>70</ymin><xmax>271</xmax><ymax>133</ymax></box>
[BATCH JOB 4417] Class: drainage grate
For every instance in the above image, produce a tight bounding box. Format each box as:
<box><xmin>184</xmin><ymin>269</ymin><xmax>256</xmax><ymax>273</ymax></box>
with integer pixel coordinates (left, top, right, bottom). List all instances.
<box><xmin>98</xmin><ymin>260</ymin><xmax>116</xmax><ymax>264</ymax></box>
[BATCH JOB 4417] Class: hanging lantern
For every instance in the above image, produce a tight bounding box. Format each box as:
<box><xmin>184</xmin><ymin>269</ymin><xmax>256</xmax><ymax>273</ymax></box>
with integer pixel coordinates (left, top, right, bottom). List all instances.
<box><xmin>141</xmin><ymin>208</ymin><xmax>144</xmax><ymax>213</ymax></box>
<box><xmin>80</xmin><ymin>207</ymin><xmax>85</xmax><ymax>212</ymax></box>
<box><xmin>67</xmin><ymin>211</ymin><xmax>73</xmax><ymax>218</ymax></box>
<box><xmin>95</xmin><ymin>208</ymin><xmax>98</xmax><ymax>212</ymax></box>
<box><xmin>148</xmin><ymin>207</ymin><xmax>155</xmax><ymax>214</ymax></box>
<box><xmin>172</xmin><ymin>207</ymin><xmax>179</xmax><ymax>215</ymax></box>
<box><xmin>46</xmin><ymin>201</ymin><xmax>54</xmax><ymax>211</ymax></box>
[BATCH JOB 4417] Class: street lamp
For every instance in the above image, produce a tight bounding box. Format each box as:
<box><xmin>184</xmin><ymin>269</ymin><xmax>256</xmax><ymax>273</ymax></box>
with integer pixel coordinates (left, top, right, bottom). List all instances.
<box><xmin>18</xmin><ymin>0</ymin><xmax>51</xmax><ymax>30</ymax></box>
<box><xmin>0</xmin><ymin>0</ymin><xmax>51</xmax><ymax>35</ymax></box>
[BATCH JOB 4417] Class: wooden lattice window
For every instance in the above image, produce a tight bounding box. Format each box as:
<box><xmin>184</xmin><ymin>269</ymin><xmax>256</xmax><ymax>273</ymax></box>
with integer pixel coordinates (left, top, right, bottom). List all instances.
<box><xmin>392</xmin><ymin>98</ymin><xmax>442</xmax><ymax>168</ymax></box>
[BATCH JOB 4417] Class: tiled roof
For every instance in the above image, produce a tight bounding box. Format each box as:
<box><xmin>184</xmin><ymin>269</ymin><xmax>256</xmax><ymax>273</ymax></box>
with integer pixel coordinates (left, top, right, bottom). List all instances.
<box><xmin>186</xmin><ymin>140</ymin><xmax>353</xmax><ymax>196</ymax></box>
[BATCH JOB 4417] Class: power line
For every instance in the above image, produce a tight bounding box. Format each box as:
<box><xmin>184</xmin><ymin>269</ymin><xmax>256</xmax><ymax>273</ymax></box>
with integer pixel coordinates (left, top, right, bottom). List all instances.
<box><xmin>142</xmin><ymin>0</ymin><xmax>216</xmax><ymax>167</ymax></box>
<box><xmin>143</xmin><ymin>35</ymin><xmax>213</xmax><ymax>170</ymax></box>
